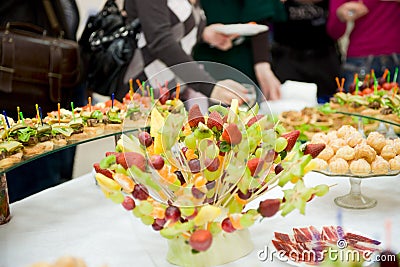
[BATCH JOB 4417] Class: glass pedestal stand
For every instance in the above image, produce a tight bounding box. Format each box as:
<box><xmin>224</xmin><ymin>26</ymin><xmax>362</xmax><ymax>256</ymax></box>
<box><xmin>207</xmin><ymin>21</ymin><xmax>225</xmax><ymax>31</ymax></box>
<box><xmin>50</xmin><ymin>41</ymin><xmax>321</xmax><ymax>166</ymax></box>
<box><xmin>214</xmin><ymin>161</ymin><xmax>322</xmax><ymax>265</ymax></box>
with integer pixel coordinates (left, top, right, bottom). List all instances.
<box><xmin>334</xmin><ymin>178</ymin><xmax>377</xmax><ymax>209</ymax></box>
<box><xmin>0</xmin><ymin>173</ymin><xmax>11</xmax><ymax>224</ymax></box>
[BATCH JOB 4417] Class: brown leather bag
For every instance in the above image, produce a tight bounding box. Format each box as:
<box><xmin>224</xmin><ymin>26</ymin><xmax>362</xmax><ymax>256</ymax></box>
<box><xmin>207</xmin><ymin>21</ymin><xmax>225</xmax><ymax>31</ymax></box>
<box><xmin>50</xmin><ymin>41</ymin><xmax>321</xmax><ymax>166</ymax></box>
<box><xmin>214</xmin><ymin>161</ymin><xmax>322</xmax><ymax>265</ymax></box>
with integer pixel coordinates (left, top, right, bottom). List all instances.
<box><xmin>0</xmin><ymin>1</ymin><xmax>80</xmax><ymax>118</ymax></box>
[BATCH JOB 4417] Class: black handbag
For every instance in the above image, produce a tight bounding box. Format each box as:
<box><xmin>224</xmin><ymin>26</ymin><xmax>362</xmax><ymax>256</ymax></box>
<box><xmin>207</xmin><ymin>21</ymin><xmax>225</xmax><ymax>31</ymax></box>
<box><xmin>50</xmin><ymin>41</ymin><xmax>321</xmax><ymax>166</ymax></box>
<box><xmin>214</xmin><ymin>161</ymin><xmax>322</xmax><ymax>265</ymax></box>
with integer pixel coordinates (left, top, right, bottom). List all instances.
<box><xmin>79</xmin><ymin>0</ymin><xmax>141</xmax><ymax>97</ymax></box>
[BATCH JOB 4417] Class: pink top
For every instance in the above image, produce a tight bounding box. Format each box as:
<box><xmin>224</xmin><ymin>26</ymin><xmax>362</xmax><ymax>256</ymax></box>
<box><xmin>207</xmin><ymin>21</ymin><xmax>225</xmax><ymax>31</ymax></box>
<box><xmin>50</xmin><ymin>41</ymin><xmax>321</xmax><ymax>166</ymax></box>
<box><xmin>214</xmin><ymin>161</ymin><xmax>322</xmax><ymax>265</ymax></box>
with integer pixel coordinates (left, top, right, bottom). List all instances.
<box><xmin>327</xmin><ymin>0</ymin><xmax>400</xmax><ymax>58</ymax></box>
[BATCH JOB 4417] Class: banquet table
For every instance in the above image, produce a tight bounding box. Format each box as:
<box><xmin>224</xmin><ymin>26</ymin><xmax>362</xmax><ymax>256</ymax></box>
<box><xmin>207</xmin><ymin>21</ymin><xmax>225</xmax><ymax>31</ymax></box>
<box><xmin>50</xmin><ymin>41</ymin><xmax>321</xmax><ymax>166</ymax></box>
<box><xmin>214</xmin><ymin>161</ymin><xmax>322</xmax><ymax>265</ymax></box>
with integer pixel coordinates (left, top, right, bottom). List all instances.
<box><xmin>1</xmin><ymin>171</ymin><xmax>399</xmax><ymax>267</ymax></box>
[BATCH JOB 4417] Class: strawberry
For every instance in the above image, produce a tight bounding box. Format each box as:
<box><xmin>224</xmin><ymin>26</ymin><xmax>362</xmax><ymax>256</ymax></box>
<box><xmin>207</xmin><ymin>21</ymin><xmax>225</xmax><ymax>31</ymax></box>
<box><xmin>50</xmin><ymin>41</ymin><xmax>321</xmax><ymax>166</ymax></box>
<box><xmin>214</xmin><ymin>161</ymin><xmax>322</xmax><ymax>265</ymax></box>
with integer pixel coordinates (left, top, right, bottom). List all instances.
<box><xmin>222</xmin><ymin>114</ymin><xmax>228</xmax><ymax>124</ymax></box>
<box><xmin>247</xmin><ymin>158</ymin><xmax>261</xmax><ymax>176</ymax></box>
<box><xmin>221</xmin><ymin>123</ymin><xmax>242</xmax><ymax>145</ymax></box>
<box><xmin>207</xmin><ymin>111</ymin><xmax>223</xmax><ymax>131</ymax></box>
<box><xmin>116</xmin><ymin>152</ymin><xmax>146</xmax><ymax>171</ymax></box>
<box><xmin>258</xmin><ymin>198</ymin><xmax>281</xmax><ymax>217</ymax></box>
<box><xmin>105</xmin><ymin>151</ymin><xmax>119</xmax><ymax>157</ymax></box>
<box><xmin>246</xmin><ymin>114</ymin><xmax>264</xmax><ymax>127</ymax></box>
<box><xmin>281</xmin><ymin>130</ymin><xmax>300</xmax><ymax>151</ymax></box>
<box><xmin>93</xmin><ymin>163</ymin><xmax>114</xmax><ymax>179</ymax></box>
<box><xmin>188</xmin><ymin>104</ymin><xmax>205</xmax><ymax>127</ymax></box>
<box><xmin>303</xmin><ymin>143</ymin><xmax>326</xmax><ymax>158</ymax></box>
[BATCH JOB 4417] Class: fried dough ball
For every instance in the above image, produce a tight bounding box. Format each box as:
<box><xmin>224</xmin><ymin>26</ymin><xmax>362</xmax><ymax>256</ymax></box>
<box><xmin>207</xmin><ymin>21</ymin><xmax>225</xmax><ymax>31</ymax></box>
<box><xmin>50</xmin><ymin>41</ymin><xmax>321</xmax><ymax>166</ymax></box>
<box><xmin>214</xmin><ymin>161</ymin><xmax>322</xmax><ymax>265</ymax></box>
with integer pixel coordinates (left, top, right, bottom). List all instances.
<box><xmin>309</xmin><ymin>158</ymin><xmax>328</xmax><ymax>171</ymax></box>
<box><xmin>337</xmin><ymin>125</ymin><xmax>356</xmax><ymax>139</ymax></box>
<box><xmin>380</xmin><ymin>145</ymin><xmax>397</xmax><ymax>161</ymax></box>
<box><xmin>371</xmin><ymin>156</ymin><xmax>390</xmax><ymax>174</ymax></box>
<box><xmin>311</xmin><ymin>132</ymin><xmax>328</xmax><ymax>144</ymax></box>
<box><xmin>347</xmin><ymin>131</ymin><xmax>363</xmax><ymax>148</ymax></box>
<box><xmin>317</xmin><ymin>145</ymin><xmax>335</xmax><ymax>161</ymax></box>
<box><xmin>329</xmin><ymin>138</ymin><xmax>347</xmax><ymax>153</ymax></box>
<box><xmin>389</xmin><ymin>156</ymin><xmax>400</xmax><ymax>170</ymax></box>
<box><xmin>350</xmin><ymin>159</ymin><xmax>371</xmax><ymax>175</ymax></box>
<box><xmin>329</xmin><ymin>158</ymin><xmax>349</xmax><ymax>174</ymax></box>
<box><xmin>393</xmin><ymin>138</ymin><xmax>400</xmax><ymax>155</ymax></box>
<box><xmin>326</xmin><ymin>130</ymin><xmax>338</xmax><ymax>142</ymax></box>
<box><xmin>366</xmin><ymin>131</ymin><xmax>386</xmax><ymax>153</ymax></box>
<box><xmin>354</xmin><ymin>144</ymin><xmax>376</xmax><ymax>164</ymax></box>
<box><xmin>336</xmin><ymin>145</ymin><xmax>355</xmax><ymax>161</ymax></box>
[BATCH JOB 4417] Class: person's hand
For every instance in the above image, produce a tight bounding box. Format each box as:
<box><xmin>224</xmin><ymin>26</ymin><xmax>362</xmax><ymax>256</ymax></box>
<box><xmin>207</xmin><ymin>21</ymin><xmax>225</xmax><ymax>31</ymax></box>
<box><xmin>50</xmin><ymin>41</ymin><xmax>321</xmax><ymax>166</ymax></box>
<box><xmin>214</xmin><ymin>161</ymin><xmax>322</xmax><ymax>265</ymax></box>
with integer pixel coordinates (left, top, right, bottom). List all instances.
<box><xmin>336</xmin><ymin>1</ymin><xmax>369</xmax><ymax>22</ymax></box>
<box><xmin>254</xmin><ymin>62</ymin><xmax>281</xmax><ymax>101</ymax></box>
<box><xmin>210</xmin><ymin>79</ymin><xmax>249</xmax><ymax>105</ymax></box>
<box><xmin>202</xmin><ymin>24</ymin><xmax>238</xmax><ymax>51</ymax></box>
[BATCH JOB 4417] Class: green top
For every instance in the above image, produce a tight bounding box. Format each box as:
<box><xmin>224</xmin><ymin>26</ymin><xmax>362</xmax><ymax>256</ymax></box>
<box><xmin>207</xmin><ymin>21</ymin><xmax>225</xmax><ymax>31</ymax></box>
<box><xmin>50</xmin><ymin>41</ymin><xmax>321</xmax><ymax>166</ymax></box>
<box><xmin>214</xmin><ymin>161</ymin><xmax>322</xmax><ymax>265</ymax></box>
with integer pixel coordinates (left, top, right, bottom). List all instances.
<box><xmin>193</xmin><ymin>0</ymin><xmax>286</xmax><ymax>85</ymax></box>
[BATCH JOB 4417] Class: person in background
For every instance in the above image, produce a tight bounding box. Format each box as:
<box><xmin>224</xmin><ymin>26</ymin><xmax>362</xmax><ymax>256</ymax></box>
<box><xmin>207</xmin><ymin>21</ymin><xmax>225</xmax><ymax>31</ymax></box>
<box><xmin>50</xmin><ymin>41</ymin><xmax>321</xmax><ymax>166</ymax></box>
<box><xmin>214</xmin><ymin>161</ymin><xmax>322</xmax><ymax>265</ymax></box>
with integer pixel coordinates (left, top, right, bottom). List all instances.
<box><xmin>271</xmin><ymin>0</ymin><xmax>341</xmax><ymax>103</ymax></box>
<box><xmin>0</xmin><ymin>0</ymin><xmax>83</xmax><ymax>202</ymax></box>
<box><xmin>193</xmin><ymin>0</ymin><xmax>286</xmax><ymax>102</ymax></box>
<box><xmin>327</xmin><ymin>0</ymin><xmax>400</xmax><ymax>90</ymax></box>
<box><xmin>122</xmin><ymin>0</ymin><xmax>249</xmax><ymax>109</ymax></box>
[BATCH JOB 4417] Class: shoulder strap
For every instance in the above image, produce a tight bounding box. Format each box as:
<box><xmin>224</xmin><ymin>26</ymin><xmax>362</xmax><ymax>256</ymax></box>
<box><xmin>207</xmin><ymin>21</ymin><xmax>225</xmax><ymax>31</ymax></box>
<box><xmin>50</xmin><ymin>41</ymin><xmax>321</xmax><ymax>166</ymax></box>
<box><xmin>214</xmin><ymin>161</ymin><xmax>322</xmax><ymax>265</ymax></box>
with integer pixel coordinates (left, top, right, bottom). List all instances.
<box><xmin>42</xmin><ymin>0</ymin><xmax>63</xmax><ymax>37</ymax></box>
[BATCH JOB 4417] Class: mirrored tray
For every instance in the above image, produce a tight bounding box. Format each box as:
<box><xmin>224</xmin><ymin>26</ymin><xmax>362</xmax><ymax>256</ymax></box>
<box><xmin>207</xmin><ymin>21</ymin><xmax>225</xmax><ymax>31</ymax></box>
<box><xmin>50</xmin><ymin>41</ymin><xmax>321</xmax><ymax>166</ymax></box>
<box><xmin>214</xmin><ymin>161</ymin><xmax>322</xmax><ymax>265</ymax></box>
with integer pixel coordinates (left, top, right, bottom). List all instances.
<box><xmin>313</xmin><ymin>170</ymin><xmax>400</xmax><ymax>209</ymax></box>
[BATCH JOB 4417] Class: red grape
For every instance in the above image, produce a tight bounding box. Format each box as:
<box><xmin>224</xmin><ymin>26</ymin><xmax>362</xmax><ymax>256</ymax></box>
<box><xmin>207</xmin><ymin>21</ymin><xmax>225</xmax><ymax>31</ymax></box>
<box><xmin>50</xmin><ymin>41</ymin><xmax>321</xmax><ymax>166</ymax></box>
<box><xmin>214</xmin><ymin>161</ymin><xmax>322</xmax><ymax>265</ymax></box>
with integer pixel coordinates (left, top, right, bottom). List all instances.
<box><xmin>152</xmin><ymin>218</ymin><xmax>166</xmax><ymax>231</ymax></box>
<box><xmin>150</xmin><ymin>155</ymin><xmax>164</xmax><ymax>170</ymax></box>
<box><xmin>132</xmin><ymin>184</ymin><xmax>149</xmax><ymax>200</ymax></box>
<box><xmin>274</xmin><ymin>164</ymin><xmax>284</xmax><ymax>175</ymax></box>
<box><xmin>221</xmin><ymin>217</ymin><xmax>236</xmax><ymax>233</ymax></box>
<box><xmin>188</xmin><ymin>159</ymin><xmax>201</xmax><ymax>173</ymax></box>
<box><xmin>258</xmin><ymin>199</ymin><xmax>281</xmax><ymax>217</ymax></box>
<box><xmin>122</xmin><ymin>196</ymin><xmax>136</xmax><ymax>210</ymax></box>
<box><xmin>205</xmin><ymin>157</ymin><xmax>219</xmax><ymax>172</ymax></box>
<box><xmin>165</xmin><ymin>206</ymin><xmax>181</xmax><ymax>222</ymax></box>
<box><xmin>238</xmin><ymin>190</ymin><xmax>252</xmax><ymax>200</ymax></box>
<box><xmin>191</xmin><ymin>187</ymin><xmax>205</xmax><ymax>199</ymax></box>
<box><xmin>138</xmin><ymin>131</ymin><xmax>152</xmax><ymax>147</ymax></box>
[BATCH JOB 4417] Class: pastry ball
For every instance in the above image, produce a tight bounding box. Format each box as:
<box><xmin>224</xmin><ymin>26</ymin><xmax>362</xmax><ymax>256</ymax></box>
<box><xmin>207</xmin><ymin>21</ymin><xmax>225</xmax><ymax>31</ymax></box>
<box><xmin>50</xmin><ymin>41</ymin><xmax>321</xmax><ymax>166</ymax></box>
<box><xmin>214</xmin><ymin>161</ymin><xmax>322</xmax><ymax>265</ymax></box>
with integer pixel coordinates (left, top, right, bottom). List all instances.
<box><xmin>393</xmin><ymin>138</ymin><xmax>400</xmax><ymax>155</ymax></box>
<box><xmin>346</xmin><ymin>131</ymin><xmax>363</xmax><ymax>148</ymax></box>
<box><xmin>317</xmin><ymin>145</ymin><xmax>335</xmax><ymax>161</ymax></box>
<box><xmin>367</xmin><ymin>131</ymin><xmax>386</xmax><ymax>153</ymax></box>
<box><xmin>389</xmin><ymin>156</ymin><xmax>400</xmax><ymax>171</ymax></box>
<box><xmin>337</xmin><ymin>125</ymin><xmax>356</xmax><ymax>139</ymax></box>
<box><xmin>354</xmin><ymin>144</ymin><xmax>376</xmax><ymax>164</ymax></box>
<box><xmin>336</xmin><ymin>145</ymin><xmax>355</xmax><ymax>161</ymax></box>
<box><xmin>326</xmin><ymin>130</ymin><xmax>338</xmax><ymax>142</ymax></box>
<box><xmin>309</xmin><ymin>158</ymin><xmax>328</xmax><ymax>171</ymax></box>
<box><xmin>350</xmin><ymin>159</ymin><xmax>371</xmax><ymax>175</ymax></box>
<box><xmin>371</xmin><ymin>156</ymin><xmax>389</xmax><ymax>174</ymax></box>
<box><xmin>329</xmin><ymin>158</ymin><xmax>349</xmax><ymax>174</ymax></box>
<box><xmin>380</xmin><ymin>145</ymin><xmax>397</xmax><ymax>161</ymax></box>
<box><xmin>329</xmin><ymin>138</ymin><xmax>347</xmax><ymax>153</ymax></box>
<box><xmin>311</xmin><ymin>132</ymin><xmax>328</xmax><ymax>144</ymax></box>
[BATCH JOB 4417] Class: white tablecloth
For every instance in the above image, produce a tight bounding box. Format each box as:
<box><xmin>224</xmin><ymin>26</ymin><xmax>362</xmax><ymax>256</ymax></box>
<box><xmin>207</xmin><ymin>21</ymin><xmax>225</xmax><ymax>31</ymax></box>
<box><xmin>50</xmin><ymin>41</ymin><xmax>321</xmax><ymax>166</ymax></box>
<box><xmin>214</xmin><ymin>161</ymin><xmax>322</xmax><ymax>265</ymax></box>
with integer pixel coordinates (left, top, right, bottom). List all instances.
<box><xmin>1</xmin><ymin>172</ymin><xmax>399</xmax><ymax>267</ymax></box>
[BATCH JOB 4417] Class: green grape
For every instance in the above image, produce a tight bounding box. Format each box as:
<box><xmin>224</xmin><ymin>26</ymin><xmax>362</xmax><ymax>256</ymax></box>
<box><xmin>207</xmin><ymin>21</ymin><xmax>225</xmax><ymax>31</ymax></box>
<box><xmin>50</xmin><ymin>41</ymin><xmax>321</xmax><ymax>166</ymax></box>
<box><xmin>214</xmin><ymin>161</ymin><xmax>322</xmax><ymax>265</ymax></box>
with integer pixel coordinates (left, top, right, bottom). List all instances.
<box><xmin>109</xmin><ymin>191</ymin><xmax>124</xmax><ymax>204</ymax></box>
<box><xmin>184</xmin><ymin>133</ymin><xmax>197</xmax><ymax>149</ymax></box>
<box><xmin>138</xmin><ymin>201</ymin><xmax>154</xmax><ymax>215</ymax></box>
<box><xmin>255</xmin><ymin>148</ymin><xmax>262</xmax><ymax>158</ymax></box>
<box><xmin>203</xmin><ymin>169</ymin><xmax>221</xmax><ymax>181</ymax></box>
<box><xmin>180</xmin><ymin>206</ymin><xmax>195</xmax><ymax>217</ymax></box>
<box><xmin>115</xmin><ymin>164</ymin><xmax>128</xmax><ymax>175</ymax></box>
<box><xmin>246</xmin><ymin>209</ymin><xmax>259</xmax><ymax>216</ymax></box>
<box><xmin>206</xmin><ymin>187</ymin><xmax>216</xmax><ymax>198</ymax></box>
<box><xmin>228</xmin><ymin>198</ymin><xmax>244</xmax><ymax>214</ymax></box>
<box><xmin>240</xmin><ymin>213</ymin><xmax>255</xmax><ymax>228</ymax></box>
<box><xmin>209</xmin><ymin>222</ymin><xmax>222</xmax><ymax>235</ymax></box>
<box><xmin>314</xmin><ymin>184</ymin><xmax>329</xmax><ymax>197</ymax></box>
<box><xmin>141</xmin><ymin>215</ymin><xmax>155</xmax><ymax>225</ymax></box>
<box><xmin>132</xmin><ymin>207</ymin><xmax>143</xmax><ymax>218</ymax></box>
<box><xmin>274</xmin><ymin>154</ymin><xmax>282</xmax><ymax>164</ymax></box>
<box><xmin>274</xmin><ymin>137</ymin><xmax>288</xmax><ymax>153</ymax></box>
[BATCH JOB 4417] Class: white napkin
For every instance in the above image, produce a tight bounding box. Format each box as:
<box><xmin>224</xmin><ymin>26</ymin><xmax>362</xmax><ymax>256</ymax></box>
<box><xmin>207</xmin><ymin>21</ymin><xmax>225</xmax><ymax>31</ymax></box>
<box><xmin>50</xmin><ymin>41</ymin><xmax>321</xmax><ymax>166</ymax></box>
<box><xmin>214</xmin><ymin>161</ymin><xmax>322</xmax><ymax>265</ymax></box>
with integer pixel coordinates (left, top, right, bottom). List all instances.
<box><xmin>260</xmin><ymin>80</ymin><xmax>318</xmax><ymax>115</ymax></box>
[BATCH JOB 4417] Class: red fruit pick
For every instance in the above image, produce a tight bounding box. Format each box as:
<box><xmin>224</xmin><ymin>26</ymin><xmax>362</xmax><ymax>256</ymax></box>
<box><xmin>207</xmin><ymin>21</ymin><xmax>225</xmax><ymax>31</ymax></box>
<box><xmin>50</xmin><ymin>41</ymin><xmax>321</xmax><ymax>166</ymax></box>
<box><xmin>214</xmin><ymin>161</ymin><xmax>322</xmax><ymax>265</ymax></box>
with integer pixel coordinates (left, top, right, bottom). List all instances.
<box><xmin>247</xmin><ymin>158</ymin><xmax>262</xmax><ymax>176</ymax></box>
<box><xmin>93</xmin><ymin>163</ymin><xmax>114</xmax><ymax>179</ymax></box>
<box><xmin>207</xmin><ymin>111</ymin><xmax>223</xmax><ymax>131</ymax></box>
<box><xmin>304</xmin><ymin>143</ymin><xmax>326</xmax><ymax>158</ymax></box>
<box><xmin>258</xmin><ymin>198</ymin><xmax>281</xmax><ymax>217</ymax></box>
<box><xmin>189</xmin><ymin>229</ymin><xmax>213</xmax><ymax>251</ymax></box>
<box><xmin>188</xmin><ymin>104</ymin><xmax>205</xmax><ymax>128</ymax></box>
<box><xmin>116</xmin><ymin>152</ymin><xmax>146</xmax><ymax>171</ymax></box>
<box><xmin>221</xmin><ymin>123</ymin><xmax>242</xmax><ymax>145</ymax></box>
<box><xmin>281</xmin><ymin>130</ymin><xmax>300</xmax><ymax>151</ymax></box>
<box><xmin>246</xmin><ymin>114</ymin><xmax>264</xmax><ymax>127</ymax></box>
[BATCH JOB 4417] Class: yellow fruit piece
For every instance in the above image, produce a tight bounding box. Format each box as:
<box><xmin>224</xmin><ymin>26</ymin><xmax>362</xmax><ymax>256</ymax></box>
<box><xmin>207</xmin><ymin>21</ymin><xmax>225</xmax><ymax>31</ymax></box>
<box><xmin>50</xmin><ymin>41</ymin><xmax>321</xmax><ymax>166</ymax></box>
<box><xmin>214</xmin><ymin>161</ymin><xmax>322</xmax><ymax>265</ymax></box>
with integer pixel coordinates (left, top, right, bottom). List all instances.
<box><xmin>194</xmin><ymin>205</ymin><xmax>221</xmax><ymax>226</ymax></box>
<box><xmin>150</xmin><ymin>108</ymin><xmax>164</xmax><ymax>137</ymax></box>
<box><xmin>194</xmin><ymin>173</ymin><xmax>207</xmax><ymax>187</ymax></box>
<box><xmin>114</xmin><ymin>173</ymin><xmax>135</xmax><ymax>193</ymax></box>
<box><xmin>95</xmin><ymin>173</ymin><xmax>121</xmax><ymax>192</ymax></box>
<box><xmin>291</xmin><ymin>176</ymin><xmax>300</xmax><ymax>183</ymax></box>
<box><xmin>234</xmin><ymin>193</ymin><xmax>247</xmax><ymax>205</ymax></box>
<box><xmin>153</xmin><ymin>133</ymin><xmax>163</xmax><ymax>154</ymax></box>
<box><xmin>151</xmin><ymin>206</ymin><xmax>165</xmax><ymax>219</ymax></box>
<box><xmin>182</xmin><ymin>123</ymin><xmax>192</xmax><ymax>136</ymax></box>
<box><xmin>304</xmin><ymin>160</ymin><xmax>318</xmax><ymax>173</ymax></box>
<box><xmin>185</xmin><ymin>148</ymin><xmax>198</xmax><ymax>160</ymax></box>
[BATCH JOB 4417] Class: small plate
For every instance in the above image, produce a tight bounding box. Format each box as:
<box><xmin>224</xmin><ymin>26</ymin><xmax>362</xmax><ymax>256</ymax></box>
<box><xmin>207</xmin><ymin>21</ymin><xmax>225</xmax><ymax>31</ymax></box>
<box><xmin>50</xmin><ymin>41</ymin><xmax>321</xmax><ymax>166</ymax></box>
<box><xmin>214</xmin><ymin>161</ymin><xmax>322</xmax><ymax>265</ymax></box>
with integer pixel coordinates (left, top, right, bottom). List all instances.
<box><xmin>214</xmin><ymin>24</ymin><xmax>268</xmax><ymax>36</ymax></box>
<box><xmin>313</xmin><ymin>169</ymin><xmax>400</xmax><ymax>178</ymax></box>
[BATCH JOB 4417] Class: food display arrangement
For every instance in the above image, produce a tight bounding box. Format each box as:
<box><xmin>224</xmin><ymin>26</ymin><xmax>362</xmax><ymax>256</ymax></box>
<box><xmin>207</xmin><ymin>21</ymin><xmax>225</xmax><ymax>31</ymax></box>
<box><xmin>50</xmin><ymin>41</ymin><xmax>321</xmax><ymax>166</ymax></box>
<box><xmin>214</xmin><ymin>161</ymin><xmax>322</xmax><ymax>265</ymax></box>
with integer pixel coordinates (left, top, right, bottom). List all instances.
<box><xmin>93</xmin><ymin>99</ymin><xmax>334</xmax><ymax>266</ymax></box>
